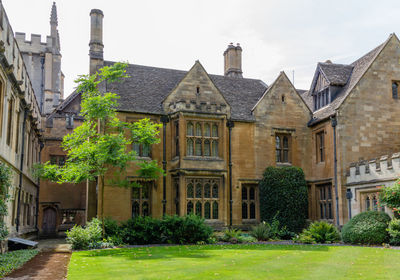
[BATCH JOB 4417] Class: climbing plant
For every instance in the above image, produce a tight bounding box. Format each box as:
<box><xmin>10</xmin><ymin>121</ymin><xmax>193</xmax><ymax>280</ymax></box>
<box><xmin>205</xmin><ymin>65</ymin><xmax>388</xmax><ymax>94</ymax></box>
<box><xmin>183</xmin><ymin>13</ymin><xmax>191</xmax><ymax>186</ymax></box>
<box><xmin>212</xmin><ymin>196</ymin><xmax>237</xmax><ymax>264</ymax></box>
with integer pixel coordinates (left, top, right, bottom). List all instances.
<box><xmin>0</xmin><ymin>161</ymin><xmax>12</xmax><ymax>250</ymax></box>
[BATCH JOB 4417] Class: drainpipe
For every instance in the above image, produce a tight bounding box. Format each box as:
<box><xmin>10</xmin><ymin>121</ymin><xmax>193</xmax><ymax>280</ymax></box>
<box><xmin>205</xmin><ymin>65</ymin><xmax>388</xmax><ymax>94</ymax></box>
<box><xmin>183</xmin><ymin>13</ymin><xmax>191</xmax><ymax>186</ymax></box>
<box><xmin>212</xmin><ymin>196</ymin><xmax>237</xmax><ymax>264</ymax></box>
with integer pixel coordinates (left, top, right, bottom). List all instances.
<box><xmin>330</xmin><ymin>115</ymin><xmax>340</xmax><ymax>227</ymax></box>
<box><xmin>16</xmin><ymin>108</ymin><xmax>28</xmax><ymax>232</ymax></box>
<box><xmin>35</xmin><ymin>141</ymin><xmax>45</xmax><ymax>235</ymax></box>
<box><xmin>227</xmin><ymin>120</ymin><xmax>234</xmax><ymax>227</ymax></box>
<box><xmin>160</xmin><ymin>115</ymin><xmax>169</xmax><ymax>216</ymax></box>
<box><xmin>40</xmin><ymin>56</ymin><xmax>45</xmax><ymax>113</ymax></box>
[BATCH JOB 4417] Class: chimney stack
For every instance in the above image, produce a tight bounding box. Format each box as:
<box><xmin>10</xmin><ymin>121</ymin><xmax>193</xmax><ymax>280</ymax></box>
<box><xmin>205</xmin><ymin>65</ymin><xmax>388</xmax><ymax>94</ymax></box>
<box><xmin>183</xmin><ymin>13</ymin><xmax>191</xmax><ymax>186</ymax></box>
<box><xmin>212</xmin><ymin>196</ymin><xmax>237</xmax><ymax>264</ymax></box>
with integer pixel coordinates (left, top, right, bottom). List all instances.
<box><xmin>223</xmin><ymin>43</ymin><xmax>242</xmax><ymax>78</ymax></box>
<box><xmin>89</xmin><ymin>9</ymin><xmax>104</xmax><ymax>75</ymax></box>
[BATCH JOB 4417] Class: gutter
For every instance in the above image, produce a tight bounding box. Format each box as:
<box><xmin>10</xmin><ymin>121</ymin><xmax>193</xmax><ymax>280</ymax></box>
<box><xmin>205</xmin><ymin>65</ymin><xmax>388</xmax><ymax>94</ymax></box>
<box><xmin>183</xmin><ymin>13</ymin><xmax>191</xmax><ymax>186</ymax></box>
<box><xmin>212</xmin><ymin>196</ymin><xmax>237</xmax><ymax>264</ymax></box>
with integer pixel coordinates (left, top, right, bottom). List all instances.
<box><xmin>227</xmin><ymin>120</ymin><xmax>234</xmax><ymax>227</ymax></box>
<box><xmin>330</xmin><ymin>115</ymin><xmax>340</xmax><ymax>227</ymax></box>
<box><xmin>35</xmin><ymin>141</ymin><xmax>44</xmax><ymax>235</ymax></box>
<box><xmin>160</xmin><ymin>115</ymin><xmax>169</xmax><ymax>216</ymax></box>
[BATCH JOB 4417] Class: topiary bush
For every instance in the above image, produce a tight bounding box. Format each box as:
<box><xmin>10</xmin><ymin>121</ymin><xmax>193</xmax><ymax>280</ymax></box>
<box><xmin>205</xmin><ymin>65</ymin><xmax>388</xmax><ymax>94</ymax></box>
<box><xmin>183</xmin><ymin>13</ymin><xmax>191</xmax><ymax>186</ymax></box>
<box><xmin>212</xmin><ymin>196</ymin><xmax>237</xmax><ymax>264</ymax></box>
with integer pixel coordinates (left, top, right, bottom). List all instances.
<box><xmin>294</xmin><ymin>221</ymin><xmax>340</xmax><ymax>244</ymax></box>
<box><xmin>387</xmin><ymin>218</ymin><xmax>400</xmax><ymax>245</ymax></box>
<box><xmin>341</xmin><ymin>211</ymin><xmax>391</xmax><ymax>245</ymax></box>
<box><xmin>259</xmin><ymin>166</ymin><xmax>308</xmax><ymax>232</ymax></box>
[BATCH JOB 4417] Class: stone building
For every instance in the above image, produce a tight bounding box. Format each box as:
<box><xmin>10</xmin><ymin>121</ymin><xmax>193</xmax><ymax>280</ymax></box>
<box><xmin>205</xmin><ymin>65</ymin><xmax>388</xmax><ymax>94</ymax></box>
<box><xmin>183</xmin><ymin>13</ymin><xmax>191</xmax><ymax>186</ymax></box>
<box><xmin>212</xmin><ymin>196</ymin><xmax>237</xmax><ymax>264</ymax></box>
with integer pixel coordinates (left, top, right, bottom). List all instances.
<box><xmin>38</xmin><ymin>8</ymin><xmax>400</xmax><ymax>232</ymax></box>
<box><xmin>0</xmin><ymin>2</ymin><xmax>42</xmax><ymax>238</ymax></box>
<box><xmin>346</xmin><ymin>152</ymin><xmax>400</xmax><ymax>218</ymax></box>
<box><xmin>15</xmin><ymin>2</ymin><xmax>64</xmax><ymax>116</ymax></box>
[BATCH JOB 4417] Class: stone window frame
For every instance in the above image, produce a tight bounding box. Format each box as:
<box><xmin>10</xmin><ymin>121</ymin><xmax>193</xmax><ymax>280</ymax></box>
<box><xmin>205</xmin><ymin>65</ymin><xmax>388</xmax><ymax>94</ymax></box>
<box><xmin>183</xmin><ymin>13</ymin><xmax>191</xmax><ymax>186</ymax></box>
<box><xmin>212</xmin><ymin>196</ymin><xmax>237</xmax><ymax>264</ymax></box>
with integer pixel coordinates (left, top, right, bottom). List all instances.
<box><xmin>361</xmin><ymin>191</ymin><xmax>385</xmax><ymax>212</ymax></box>
<box><xmin>185</xmin><ymin>120</ymin><xmax>219</xmax><ymax>158</ymax></box>
<box><xmin>50</xmin><ymin>155</ymin><xmax>66</xmax><ymax>166</ymax></box>
<box><xmin>316</xmin><ymin>130</ymin><xmax>325</xmax><ymax>163</ymax></box>
<box><xmin>126</xmin><ymin>117</ymin><xmax>157</xmax><ymax>159</ymax></box>
<box><xmin>317</xmin><ymin>183</ymin><xmax>333</xmax><ymax>220</ymax></box>
<box><xmin>0</xmin><ymin>76</ymin><xmax>4</xmax><ymax>137</ymax></box>
<box><xmin>131</xmin><ymin>181</ymin><xmax>152</xmax><ymax>218</ymax></box>
<box><xmin>241</xmin><ymin>184</ymin><xmax>258</xmax><ymax>220</ymax></box>
<box><xmin>275</xmin><ymin>134</ymin><xmax>291</xmax><ymax>163</ymax></box>
<box><xmin>313</xmin><ymin>87</ymin><xmax>330</xmax><ymax>111</ymax></box>
<box><xmin>6</xmin><ymin>96</ymin><xmax>14</xmax><ymax>147</ymax></box>
<box><xmin>186</xmin><ymin>177</ymin><xmax>220</xmax><ymax>220</ymax></box>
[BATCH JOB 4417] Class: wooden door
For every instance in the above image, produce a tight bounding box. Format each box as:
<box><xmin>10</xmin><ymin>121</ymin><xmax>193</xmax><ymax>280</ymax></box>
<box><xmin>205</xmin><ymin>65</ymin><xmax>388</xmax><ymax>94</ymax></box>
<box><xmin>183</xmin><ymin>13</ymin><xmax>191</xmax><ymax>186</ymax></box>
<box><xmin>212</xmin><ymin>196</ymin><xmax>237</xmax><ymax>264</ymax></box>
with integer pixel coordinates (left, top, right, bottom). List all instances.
<box><xmin>42</xmin><ymin>207</ymin><xmax>57</xmax><ymax>235</ymax></box>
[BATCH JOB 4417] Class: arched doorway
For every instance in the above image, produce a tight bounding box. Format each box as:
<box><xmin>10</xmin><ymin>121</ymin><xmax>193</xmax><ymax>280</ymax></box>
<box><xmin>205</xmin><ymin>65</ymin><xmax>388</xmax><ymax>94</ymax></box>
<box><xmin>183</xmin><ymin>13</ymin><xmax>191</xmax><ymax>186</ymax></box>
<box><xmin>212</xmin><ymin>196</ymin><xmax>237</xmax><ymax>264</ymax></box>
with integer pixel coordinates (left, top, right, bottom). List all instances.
<box><xmin>42</xmin><ymin>207</ymin><xmax>57</xmax><ymax>236</ymax></box>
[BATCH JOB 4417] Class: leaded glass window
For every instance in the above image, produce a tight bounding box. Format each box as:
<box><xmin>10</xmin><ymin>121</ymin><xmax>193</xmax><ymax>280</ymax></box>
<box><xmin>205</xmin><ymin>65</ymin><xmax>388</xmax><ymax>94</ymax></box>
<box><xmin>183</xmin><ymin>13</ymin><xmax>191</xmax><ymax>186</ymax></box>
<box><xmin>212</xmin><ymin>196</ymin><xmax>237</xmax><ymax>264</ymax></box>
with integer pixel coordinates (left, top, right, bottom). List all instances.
<box><xmin>186</xmin><ymin>178</ymin><xmax>220</xmax><ymax>220</ymax></box>
<box><xmin>131</xmin><ymin>182</ymin><xmax>151</xmax><ymax>218</ymax></box>
<box><xmin>186</xmin><ymin>121</ymin><xmax>220</xmax><ymax>157</ymax></box>
<box><xmin>242</xmin><ymin>184</ymin><xmax>258</xmax><ymax>220</ymax></box>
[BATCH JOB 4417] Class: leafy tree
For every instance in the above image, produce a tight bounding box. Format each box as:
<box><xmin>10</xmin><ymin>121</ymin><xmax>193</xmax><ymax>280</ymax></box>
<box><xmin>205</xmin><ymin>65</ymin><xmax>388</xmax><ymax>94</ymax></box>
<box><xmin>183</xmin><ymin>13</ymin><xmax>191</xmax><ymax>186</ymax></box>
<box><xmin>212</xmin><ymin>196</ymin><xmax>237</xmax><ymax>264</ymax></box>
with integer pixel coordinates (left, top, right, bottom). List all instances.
<box><xmin>0</xmin><ymin>162</ymin><xmax>12</xmax><ymax>253</ymax></box>
<box><xmin>35</xmin><ymin>63</ymin><xmax>163</xmax><ymax>235</ymax></box>
<box><xmin>379</xmin><ymin>179</ymin><xmax>400</xmax><ymax>216</ymax></box>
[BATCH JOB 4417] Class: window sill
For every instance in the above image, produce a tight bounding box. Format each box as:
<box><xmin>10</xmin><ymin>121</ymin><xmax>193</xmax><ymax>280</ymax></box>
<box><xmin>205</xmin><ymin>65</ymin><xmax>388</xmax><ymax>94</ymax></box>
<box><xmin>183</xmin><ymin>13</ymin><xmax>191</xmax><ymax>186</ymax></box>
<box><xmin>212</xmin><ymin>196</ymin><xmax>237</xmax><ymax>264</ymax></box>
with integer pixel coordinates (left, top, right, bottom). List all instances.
<box><xmin>184</xmin><ymin>156</ymin><xmax>223</xmax><ymax>162</ymax></box>
<box><xmin>276</xmin><ymin>162</ymin><xmax>292</xmax><ymax>167</ymax></box>
<box><xmin>136</xmin><ymin>156</ymin><xmax>152</xmax><ymax>160</ymax></box>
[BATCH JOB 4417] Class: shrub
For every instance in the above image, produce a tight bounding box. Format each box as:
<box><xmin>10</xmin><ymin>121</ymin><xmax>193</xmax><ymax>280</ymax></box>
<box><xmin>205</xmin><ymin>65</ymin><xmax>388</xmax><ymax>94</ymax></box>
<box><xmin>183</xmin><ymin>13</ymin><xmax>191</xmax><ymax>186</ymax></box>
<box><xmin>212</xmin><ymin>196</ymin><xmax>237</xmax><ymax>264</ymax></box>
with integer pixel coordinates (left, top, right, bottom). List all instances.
<box><xmin>66</xmin><ymin>218</ymin><xmax>102</xmax><ymax>249</ymax></box>
<box><xmin>119</xmin><ymin>215</ymin><xmax>212</xmax><ymax>245</ymax></box>
<box><xmin>294</xmin><ymin>221</ymin><xmax>340</xmax><ymax>244</ymax></box>
<box><xmin>387</xmin><ymin>218</ymin><xmax>400</xmax><ymax>245</ymax></box>
<box><xmin>104</xmin><ymin>217</ymin><xmax>121</xmax><ymax>237</ymax></box>
<box><xmin>250</xmin><ymin>222</ymin><xmax>272</xmax><ymax>241</ymax></box>
<box><xmin>221</xmin><ymin>228</ymin><xmax>242</xmax><ymax>243</ymax></box>
<box><xmin>379</xmin><ymin>179</ymin><xmax>400</xmax><ymax>213</ymax></box>
<box><xmin>238</xmin><ymin>235</ymin><xmax>257</xmax><ymax>243</ymax></box>
<box><xmin>341</xmin><ymin>211</ymin><xmax>391</xmax><ymax>245</ymax></box>
<box><xmin>259</xmin><ymin>166</ymin><xmax>308</xmax><ymax>232</ymax></box>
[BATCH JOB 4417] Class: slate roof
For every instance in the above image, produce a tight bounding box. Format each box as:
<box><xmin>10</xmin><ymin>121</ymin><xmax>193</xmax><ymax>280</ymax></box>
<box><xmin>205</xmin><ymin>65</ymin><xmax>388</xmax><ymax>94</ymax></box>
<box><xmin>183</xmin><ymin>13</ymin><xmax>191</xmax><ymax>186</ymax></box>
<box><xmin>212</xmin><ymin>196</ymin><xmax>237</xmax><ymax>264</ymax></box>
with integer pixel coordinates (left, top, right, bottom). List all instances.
<box><xmin>318</xmin><ymin>63</ymin><xmax>353</xmax><ymax>86</ymax></box>
<box><xmin>307</xmin><ymin>35</ymin><xmax>391</xmax><ymax>126</ymax></box>
<box><xmin>104</xmin><ymin>61</ymin><xmax>268</xmax><ymax>121</ymax></box>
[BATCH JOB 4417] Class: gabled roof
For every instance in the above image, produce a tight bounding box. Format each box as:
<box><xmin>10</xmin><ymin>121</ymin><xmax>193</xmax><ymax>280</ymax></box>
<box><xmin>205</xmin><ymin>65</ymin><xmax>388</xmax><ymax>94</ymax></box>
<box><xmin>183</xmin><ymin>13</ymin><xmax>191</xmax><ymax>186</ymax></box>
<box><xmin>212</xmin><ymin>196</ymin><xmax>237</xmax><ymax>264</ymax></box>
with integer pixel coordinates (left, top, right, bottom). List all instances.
<box><xmin>104</xmin><ymin>61</ymin><xmax>268</xmax><ymax>121</ymax></box>
<box><xmin>308</xmin><ymin>34</ymin><xmax>393</xmax><ymax>125</ymax></box>
<box><xmin>48</xmin><ymin>89</ymin><xmax>81</xmax><ymax>118</ymax></box>
<box><xmin>318</xmin><ymin>63</ymin><xmax>353</xmax><ymax>86</ymax></box>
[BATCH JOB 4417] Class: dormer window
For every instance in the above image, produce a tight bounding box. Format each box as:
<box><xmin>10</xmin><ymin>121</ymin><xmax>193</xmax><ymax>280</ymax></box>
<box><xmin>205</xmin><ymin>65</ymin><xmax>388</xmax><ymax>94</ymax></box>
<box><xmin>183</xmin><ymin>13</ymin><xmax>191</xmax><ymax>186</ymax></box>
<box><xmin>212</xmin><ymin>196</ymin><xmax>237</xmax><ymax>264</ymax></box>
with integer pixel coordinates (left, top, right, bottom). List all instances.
<box><xmin>392</xmin><ymin>81</ymin><xmax>399</xmax><ymax>99</ymax></box>
<box><xmin>314</xmin><ymin>87</ymin><xmax>330</xmax><ymax>111</ymax></box>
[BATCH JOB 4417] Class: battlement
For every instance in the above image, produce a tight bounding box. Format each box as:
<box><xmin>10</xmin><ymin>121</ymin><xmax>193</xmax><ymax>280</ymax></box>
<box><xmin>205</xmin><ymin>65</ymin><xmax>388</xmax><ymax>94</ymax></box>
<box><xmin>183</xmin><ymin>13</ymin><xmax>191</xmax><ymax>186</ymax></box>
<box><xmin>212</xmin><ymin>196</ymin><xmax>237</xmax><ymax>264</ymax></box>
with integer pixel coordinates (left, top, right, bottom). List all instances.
<box><xmin>15</xmin><ymin>32</ymin><xmax>55</xmax><ymax>53</ymax></box>
<box><xmin>347</xmin><ymin>152</ymin><xmax>400</xmax><ymax>184</ymax></box>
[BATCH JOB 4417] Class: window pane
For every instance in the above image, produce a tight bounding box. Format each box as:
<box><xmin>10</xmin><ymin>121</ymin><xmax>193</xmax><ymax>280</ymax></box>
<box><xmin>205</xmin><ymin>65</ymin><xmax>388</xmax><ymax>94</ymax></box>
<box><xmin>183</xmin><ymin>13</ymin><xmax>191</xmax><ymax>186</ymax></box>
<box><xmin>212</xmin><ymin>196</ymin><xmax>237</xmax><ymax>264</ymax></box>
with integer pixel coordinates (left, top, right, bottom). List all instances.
<box><xmin>242</xmin><ymin>202</ymin><xmax>248</xmax><ymax>219</ymax></box>
<box><xmin>283</xmin><ymin>150</ymin><xmax>288</xmax><ymax>162</ymax></box>
<box><xmin>276</xmin><ymin>150</ymin><xmax>281</xmax><ymax>163</ymax></box>
<box><xmin>142</xmin><ymin>186</ymin><xmax>149</xmax><ymax>199</ymax></box>
<box><xmin>212</xmin><ymin>140</ymin><xmax>218</xmax><ymax>157</ymax></box>
<box><xmin>366</xmin><ymin>197</ymin><xmax>370</xmax><ymax>211</ymax></box>
<box><xmin>133</xmin><ymin>143</ymin><xmax>140</xmax><ymax>155</ymax></box>
<box><xmin>187</xmin><ymin>183</ymin><xmax>194</xmax><ymax>198</ymax></box>
<box><xmin>328</xmin><ymin>202</ymin><xmax>332</xmax><ymax>219</ymax></box>
<box><xmin>195</xmin><ymin>139</ymin><xmax>202</xmax><ymax>156</ymax></box>
<box><xmin>212</xmin><ymin>184</ymin><xmax>218</xmax><ymax>198</ymax></box>
<box><xmin>187</xmin><ymin>123</ymin><xmax>194</xmax><ymax>136</ymax></box>
<box><xmin>320</xmin><ymin>203</ymin><xmax>323</xmax><ymax>218</ymax></box>
<box><xmin>142</xmin><ymin>144</ymin><xmax>150</xmax><ymax>157</ymax></box>
<box><xmin>142</xmin><ymin>202</ymin><xmax>149</xmax><ymax>216</ymax></box>
<box><xmin>204</xmin><ymin>140</ymin><xmax>211</xmax><ymax>156</ymax></box>
<box><xmin>204</xmin><ymin>202</ymin><xmax>211</xmax><ymax>219</ymax></box>
<box><xmin>195</xmin><ymin>123</ymin><xmax>202</xmax><ymax>136</ymax></box>
<box><xmin>132</xmin><ymin>201</ymin><xmax>140</xmax><ymax>218</ymax></box>
<box><xmin>242</xmin><ymin>187</ymin><xmax>247</xmax><ymax>200</ymax></box>
<box><xmin>283</xmin><ymin>136</ymin><xmax>288</xmax><ymax>148</ymax></box>
<box><xmin>204</xmin><ymin>124</ymin><xmax>210</xmax><ymax>137</ymax></box>
<box><xmin>275</xmin><ymin>136</ymin><xmax>281</xmax><ymax>149</ymax></box>
<box><xmin>132</xmin><ymin>188</ymin><xmax>140</xmax><ymax>199</ymax></box>
<box><xmin>59</xmin><ymin>156</ymin><xmax>66</xmax><ymax>166</ymax></box>
<box><xmin>212</xmin><ymin>201</ymin><xmax>218</xmax><ymax>219</ymax></box>
<box><xmin>212</xmin><ymin>125</ymin><xmax>218</xmax><ymax>137</ymax></box>
<box><xmin>204</xmin><ymin>184</ymin><xmax>211</xmax><ymax>198</ymax></box>
<box><xmin>250</xmin><ymin>202</ymin><xmax>256</xmax><ymax>219</ymax></box>
<box><xmin>187</xmin><ymin>201</ymin><xmax>193</xmax><ymax>214</ymax></box>
<box><xmin>393</xmin><ymin>82</ymin><xmax>398</xmax><ymax>99</ymax></box>
<box><xmin>195</xmin><ymin>183</ymin><xmax>202</xmax><ymax>198</ymax></box>
<box><xmin>249</xmin><ymin>187</ymin><xmax>255</xmax><ymax>200</ymax></box>
<box><xmin>50</xmin><ymin>156</ymin><xmax>57</xmax><ymax>165</ymax></box>
<box><xmin>187</xmin><ymin>139</ymin><xmax>193</xmax><ymax>156</ymax></box>
<box><xmin>195</xmin><ymin>201</ymin><xmax>202</xmax><ymax>216</ymax></box>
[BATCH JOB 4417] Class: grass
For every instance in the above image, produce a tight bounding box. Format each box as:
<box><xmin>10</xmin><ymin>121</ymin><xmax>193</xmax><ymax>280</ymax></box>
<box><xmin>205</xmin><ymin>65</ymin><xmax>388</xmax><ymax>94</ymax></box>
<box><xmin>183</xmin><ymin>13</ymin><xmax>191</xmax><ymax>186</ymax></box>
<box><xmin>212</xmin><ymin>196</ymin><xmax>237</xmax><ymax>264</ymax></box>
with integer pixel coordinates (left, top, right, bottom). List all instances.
<box><xmin>68</xmin><ymin>244</ymin><xmax>400</xmax><ymax>280</ymax></box>
<box><xmin>0</xmin><ymin>249</ymin><xmax>38</xmax><ymax>277</ymax></box>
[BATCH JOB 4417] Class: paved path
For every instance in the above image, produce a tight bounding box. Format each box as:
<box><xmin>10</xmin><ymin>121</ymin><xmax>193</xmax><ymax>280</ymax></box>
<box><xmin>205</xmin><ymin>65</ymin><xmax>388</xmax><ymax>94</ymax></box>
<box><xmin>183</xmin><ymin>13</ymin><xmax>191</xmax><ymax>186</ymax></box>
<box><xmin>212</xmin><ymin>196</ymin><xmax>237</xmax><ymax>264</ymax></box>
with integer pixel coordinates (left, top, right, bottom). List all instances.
<box><xmin>4</xmin><ymin>239</ymin><xmax>72</xmax><ymax>280</ymax></box>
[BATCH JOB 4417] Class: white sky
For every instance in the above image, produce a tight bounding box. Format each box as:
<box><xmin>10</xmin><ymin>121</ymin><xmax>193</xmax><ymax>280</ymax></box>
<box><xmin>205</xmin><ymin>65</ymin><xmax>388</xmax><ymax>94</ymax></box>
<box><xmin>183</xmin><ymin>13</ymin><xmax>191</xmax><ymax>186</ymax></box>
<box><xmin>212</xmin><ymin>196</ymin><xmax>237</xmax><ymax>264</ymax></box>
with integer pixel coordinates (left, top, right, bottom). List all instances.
<box><xmin>3</xmin><ymin>0</ymin><xmax>400</xmax><ymax>97</ymax></box>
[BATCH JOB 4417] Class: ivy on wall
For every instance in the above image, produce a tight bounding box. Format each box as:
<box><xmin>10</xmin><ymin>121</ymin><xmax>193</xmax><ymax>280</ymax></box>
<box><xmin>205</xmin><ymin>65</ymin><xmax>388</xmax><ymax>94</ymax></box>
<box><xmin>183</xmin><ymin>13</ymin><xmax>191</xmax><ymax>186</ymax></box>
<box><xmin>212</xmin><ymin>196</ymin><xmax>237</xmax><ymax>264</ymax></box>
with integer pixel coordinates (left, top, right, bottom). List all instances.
<box><xmin>0</xmin><ymin>161</ymin><xmax>12</xmax><ymax>244</ymax></box>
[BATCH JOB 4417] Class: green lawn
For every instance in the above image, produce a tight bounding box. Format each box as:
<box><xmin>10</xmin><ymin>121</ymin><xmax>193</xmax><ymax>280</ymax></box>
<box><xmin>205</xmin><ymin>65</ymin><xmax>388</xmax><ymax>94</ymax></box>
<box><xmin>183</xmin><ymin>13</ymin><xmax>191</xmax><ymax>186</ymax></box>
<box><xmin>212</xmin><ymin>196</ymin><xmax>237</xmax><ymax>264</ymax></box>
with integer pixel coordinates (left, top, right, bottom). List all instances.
<box><xmin>67</xmin><ymin>244</ymin><xmax>400</xmax><ymax>280</ymax></box>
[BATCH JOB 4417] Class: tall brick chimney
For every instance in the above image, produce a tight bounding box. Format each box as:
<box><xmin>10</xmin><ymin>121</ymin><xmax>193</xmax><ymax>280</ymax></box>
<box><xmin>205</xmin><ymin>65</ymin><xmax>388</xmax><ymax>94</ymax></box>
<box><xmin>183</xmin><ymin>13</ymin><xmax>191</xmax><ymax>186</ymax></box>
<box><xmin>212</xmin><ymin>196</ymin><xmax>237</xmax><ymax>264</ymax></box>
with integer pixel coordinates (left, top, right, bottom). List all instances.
<box><xmin>89</xmin><ymin>9</ymin><xmax>104</xmax><ymax>75</ymax></box>
<box><xmin>224</xmin><ymin>43</ymin><xmax>242</xmax><ymax>78</ymax></box>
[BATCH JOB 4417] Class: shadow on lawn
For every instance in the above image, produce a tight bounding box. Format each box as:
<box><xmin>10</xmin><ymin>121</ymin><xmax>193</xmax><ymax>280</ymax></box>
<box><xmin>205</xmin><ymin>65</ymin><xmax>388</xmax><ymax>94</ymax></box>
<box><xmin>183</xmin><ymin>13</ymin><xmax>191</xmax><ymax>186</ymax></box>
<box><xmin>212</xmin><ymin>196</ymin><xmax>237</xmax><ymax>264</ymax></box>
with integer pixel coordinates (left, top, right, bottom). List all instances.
<box><xmin>80</xmin><ymin>244</ymin><xmax>330</xmax><ymax>261</ymax></box>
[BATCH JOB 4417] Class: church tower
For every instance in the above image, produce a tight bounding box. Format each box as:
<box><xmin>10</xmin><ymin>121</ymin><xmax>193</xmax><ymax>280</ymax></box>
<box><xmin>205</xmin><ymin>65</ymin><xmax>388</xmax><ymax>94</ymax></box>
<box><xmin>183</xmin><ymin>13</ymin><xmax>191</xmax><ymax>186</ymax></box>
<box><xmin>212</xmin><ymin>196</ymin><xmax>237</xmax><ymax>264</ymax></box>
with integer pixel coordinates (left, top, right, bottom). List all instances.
<box><xmin>15</xmin><ymin>2</ymin><xmax>64</xmax><ymax>115</ymax></box>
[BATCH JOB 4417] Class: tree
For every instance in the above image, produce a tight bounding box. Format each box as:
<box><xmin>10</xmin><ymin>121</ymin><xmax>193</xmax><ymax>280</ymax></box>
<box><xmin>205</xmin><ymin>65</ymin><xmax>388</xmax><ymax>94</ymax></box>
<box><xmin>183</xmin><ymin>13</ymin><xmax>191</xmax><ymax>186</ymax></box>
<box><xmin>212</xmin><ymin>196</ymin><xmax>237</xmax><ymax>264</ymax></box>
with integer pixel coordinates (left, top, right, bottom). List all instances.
<box><xmin>0</xmin><ymin>161</ymin><xmax>11</xmax><ymax>253</ymax></box>
<box><xmin>35</xmin><ymin>62</ymin><xmax>163</xmax><ymax>235</ymax></box>
<box><xmin>379</xmin><ymin>179</ymin><xmax>400</xmax><ymax>216</ymax></box>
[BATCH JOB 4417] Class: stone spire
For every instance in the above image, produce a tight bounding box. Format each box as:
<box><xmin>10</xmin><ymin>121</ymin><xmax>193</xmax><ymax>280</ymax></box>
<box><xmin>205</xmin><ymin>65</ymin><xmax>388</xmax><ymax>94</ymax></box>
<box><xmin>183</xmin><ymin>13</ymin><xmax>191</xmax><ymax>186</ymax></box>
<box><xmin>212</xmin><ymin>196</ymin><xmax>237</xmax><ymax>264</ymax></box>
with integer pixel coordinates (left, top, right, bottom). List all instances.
<box><xmin>50</xmin><ymin>2</ymin><xmax>58</xmax><ymax>38</ymax></box>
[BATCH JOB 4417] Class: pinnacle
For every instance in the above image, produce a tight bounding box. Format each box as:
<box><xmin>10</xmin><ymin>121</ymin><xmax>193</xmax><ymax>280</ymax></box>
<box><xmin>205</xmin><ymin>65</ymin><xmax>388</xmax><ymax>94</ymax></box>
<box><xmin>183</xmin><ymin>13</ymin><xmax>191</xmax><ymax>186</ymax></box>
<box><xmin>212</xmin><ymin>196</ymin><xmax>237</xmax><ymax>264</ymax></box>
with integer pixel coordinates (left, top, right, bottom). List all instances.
<box><xmin>50</xmin><ymin>2</ymin><xmax>58</xmax><ymax>25</ymax></box>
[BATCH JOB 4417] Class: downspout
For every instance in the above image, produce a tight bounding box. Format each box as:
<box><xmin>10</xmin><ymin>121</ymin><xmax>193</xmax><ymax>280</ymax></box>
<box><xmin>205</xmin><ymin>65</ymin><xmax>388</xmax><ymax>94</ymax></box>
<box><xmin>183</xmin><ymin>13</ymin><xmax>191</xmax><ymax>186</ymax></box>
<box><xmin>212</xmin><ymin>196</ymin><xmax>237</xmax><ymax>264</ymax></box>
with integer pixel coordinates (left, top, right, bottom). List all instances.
<box><xmin>16</xmin><ymin>108</ymin><xmax>28</xmax><ymax>232</ymax></box>
<box><xmin>40</xmin><ymin>56</ymin><xmax>45</xmax><ymax>113</ymax></box>
<box><xmin>35</xmin><ymin>141</ymin><xmax>44</xmax><ymax>235</ymax></box>
<box><xmin>227</xmin><ymin>120</ymin><xmax>234</xmax><ymax>227</ymax></box>
<box><xmin>160</xmin><ymin>115</ymin><xmax>169</xmax><ymax>216</ymax></box>
<box><xmin>330</xmin><ymin>115</ymin><xmax>340</xmax><ymax>227</ymax></box>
